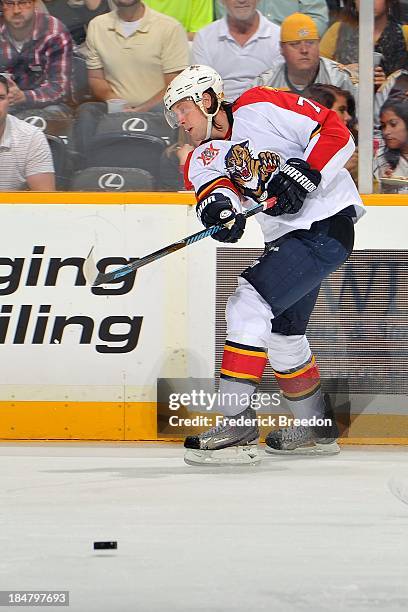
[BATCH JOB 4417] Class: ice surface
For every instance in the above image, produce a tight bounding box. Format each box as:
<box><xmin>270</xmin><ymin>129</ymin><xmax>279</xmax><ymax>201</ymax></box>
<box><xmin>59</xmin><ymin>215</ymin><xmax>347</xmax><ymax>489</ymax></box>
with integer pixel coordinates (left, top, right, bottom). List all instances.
<box><xmin>0</xmin><ymin>443</ymin><xmax>407</xmax><ymax>612</ymax></box>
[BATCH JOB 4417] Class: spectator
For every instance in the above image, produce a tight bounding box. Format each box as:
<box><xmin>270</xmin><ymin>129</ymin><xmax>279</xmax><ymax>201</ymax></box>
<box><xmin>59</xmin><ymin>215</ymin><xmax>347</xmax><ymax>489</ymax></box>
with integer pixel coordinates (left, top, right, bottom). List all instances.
<box><xmin>326</xmin><ymin>0</ymin><xmax>343</xmax><ymax>24</ymax></box>
<box><xmin>74</xmin><ymin>0</ymin><xmax>189</xmax><ymax>152</ymax></box>
<box><xmin>192</xmin><ymin>0</ymin><xmax>281</xmax><ymax>100</ymax></box>
<box><xmin>304</xmin><ymin>82</ymin><xmax>356</xmax><ymax>126</ymax></box>
<box><xmin>144</xmin><ymin>0</ymin><xmax>213</xmax><ymax>40</ymax></box>
<box><xmin>85</xmin><ymin>0</ymin><xmax>189</xmax><ymax>110</ymax></box>
<box><xmin>304</xmin><ymin>83</ymin><xmax>359</xmax><ymax>180</ymax></box>
<box><xmin>375</xmin><ymin>68</ymin><xmax>408</xmax><ymax>124</ymax></box>
<box><xmin>320</xmin><ymin>0</ymin><xmax>408</xmax><ymax>81</ymax></box>
<box><xmin>374</xmin><ymin>94</ymin><xmax>408</xmax><ymax>187</ymax></box>
<box><xmin>0</xmin><ymin>74</ymin><xmax>55</xmax><ymax>190</ymax></box>
<box><xmin>215</xmin><ymin>0</ymin><xmax>329</xmax><ymax>37</ymax></box>
<box><xmin>40</xmin><ymin>0</ymin><xmax>110</xmax><ymax>46</ymax></box>
<box><xmin>0</xmin><ymin>0</ymin><xmax>73</xmax><ymax>117</ymax></box>
<box><xmin>255</xmin><ymin>13</ymin><xmax>356</xmax><ymax>97</ymax></box>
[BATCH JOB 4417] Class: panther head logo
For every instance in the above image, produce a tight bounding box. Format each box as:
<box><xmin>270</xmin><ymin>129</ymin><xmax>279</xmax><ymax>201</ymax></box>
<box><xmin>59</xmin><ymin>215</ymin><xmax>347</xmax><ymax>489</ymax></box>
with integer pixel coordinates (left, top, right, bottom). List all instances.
<box><xmin>225</xmin><ymin>141</ymin><xmax>280</xmax><ymax>199</ymax></box>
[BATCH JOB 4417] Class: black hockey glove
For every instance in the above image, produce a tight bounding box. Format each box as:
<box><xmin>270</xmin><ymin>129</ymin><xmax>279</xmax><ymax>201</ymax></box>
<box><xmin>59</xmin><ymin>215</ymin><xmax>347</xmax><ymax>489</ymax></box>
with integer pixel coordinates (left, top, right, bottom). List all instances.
<box><xmin>196</xmin><ymin>193</ymin><xmax>246</xmax><ymax>243</ymax></box>
<box><xmin>264</xmin><ymin>158</ymin><xmax>321</xmax><ymax>217</ymax></box>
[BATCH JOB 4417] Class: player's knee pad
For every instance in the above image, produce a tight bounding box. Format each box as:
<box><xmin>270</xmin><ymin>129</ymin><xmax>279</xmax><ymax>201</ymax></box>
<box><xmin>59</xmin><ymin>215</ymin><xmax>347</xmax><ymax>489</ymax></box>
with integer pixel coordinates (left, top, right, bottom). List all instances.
<box><xmin>268</xmin><ymin>333</ymin><xmax>311</xmax><ymax>372</ymax></box>
<box><xmin>225</xmin><ymin>277</ymin><xmax>273</xmax><ymax>347</ymax></box>
<box><xmin>273</xmin><ymin>354</ymin><xmax>321</xmax><ymax>402</ymax></box>
<box><xmin>220</xmin><ymin>340</ymin><xmax>268</xmax><ymax>385</ymax></box>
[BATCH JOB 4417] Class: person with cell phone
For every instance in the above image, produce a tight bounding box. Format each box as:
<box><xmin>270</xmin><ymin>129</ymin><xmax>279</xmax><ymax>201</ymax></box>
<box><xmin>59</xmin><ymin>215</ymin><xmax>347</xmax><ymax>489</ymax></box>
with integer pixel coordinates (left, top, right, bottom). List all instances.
<box><xmin>320</xmin><ymin>0</ymin><xmax>408</xmax><ymax>86</ymax></box>
<box><xmin>374</xmin><ymin>93</ymin><xmax>408</xmax><ymax>189</ymax></box>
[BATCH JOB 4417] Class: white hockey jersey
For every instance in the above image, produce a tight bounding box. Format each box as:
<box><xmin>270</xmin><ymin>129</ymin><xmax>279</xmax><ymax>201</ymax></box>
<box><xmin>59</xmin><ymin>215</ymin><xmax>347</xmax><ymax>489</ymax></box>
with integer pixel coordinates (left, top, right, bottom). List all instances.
<box><xmin>185</xmin><ymin>87</ymin><xmax>365</xmax><ymax>242</ymax></box>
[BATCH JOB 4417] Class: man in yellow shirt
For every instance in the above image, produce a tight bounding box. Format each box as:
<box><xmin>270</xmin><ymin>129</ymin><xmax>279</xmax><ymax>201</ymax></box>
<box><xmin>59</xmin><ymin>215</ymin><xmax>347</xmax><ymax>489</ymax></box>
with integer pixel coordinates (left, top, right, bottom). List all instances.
<box><xmin>86</xmin><ymin>0</ymin><xmax>189</xmax><ymax>110</ymax></box>
<box><xmin>74</xmin><ymin>0</ymin><xmax>189</xmax><ymax>152</ymax></box>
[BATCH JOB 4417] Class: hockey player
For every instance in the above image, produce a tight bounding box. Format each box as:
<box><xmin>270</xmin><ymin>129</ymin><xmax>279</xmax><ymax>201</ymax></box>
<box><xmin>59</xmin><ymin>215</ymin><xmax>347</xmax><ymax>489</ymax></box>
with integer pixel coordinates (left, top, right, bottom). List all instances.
<box><xmin>163</xmin><ymin>65</ymin><xmax>365</xmax><ymax>466</ymax></box>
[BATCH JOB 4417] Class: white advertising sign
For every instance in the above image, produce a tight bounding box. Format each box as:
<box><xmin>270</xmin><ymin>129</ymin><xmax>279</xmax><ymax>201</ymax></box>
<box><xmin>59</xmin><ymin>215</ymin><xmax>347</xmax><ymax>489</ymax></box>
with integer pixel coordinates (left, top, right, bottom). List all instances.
<box><xmin>1</xmin><ymin>203</ymin><xmax>406</xmax><ymax>406</ymax></box>
<box><xmin>0</xmin><ymin>204</ymin><xmax>192</xmax><ymax>402</ymax></box>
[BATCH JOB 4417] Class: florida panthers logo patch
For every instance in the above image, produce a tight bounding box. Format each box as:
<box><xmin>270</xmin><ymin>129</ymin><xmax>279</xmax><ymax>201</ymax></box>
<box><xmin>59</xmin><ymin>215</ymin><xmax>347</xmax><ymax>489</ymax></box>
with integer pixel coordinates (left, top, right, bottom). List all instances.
<box><xmin>225</xmin><ymin>141</ymin><xmax>280</xmax><ymax>201</ymax></box>
<box><xmin>198</xmin><ymin>142</ymin><xmax>220</xmax><ymax>166</ymax></box>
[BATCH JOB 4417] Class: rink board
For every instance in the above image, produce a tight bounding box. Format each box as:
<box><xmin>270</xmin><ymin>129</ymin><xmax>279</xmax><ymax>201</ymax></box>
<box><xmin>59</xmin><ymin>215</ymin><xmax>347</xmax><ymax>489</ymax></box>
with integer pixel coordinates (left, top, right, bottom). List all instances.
<box><xmin>0</xmin><ymin>194</ymin><xmax>407</xmax><ymax>441</ymax></box>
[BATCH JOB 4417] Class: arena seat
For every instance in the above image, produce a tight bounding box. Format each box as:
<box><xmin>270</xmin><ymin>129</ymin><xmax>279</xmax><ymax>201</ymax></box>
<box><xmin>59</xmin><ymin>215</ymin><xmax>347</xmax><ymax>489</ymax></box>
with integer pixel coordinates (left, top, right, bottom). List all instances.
<box><xmin>46</xmin><ymin>134</ymin><xmax>71</xmax><ymax>190</ymax></box>
<box><xmin>72</xmin><ymin>53</ymin><xmax>92</xmax><ymax>105</ymax></box>
<box><xmin>70</xmin><ymin>166</ymin><xmax>154</xmax><ymax>191</ymax></box>
<box><xmin>15</xmin><ymin>108</ymin><xmax>73</xmax><ymax>140</ymax></box>
<box><xmin>83</xmin><ymin>133</ymin><xmax>166</xmax><ymax>184</ymax></box>
<box><xmin>95</xmin><ymin>111</ymin><xmax>173</xmax><ymax>144</ymax></box>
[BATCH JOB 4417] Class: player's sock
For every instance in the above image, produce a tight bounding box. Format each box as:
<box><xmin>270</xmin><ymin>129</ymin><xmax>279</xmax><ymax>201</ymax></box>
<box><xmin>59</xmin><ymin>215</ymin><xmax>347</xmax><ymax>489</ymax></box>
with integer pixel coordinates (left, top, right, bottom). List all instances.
<box><xmin>265</xmin><ymin>356</ymin><xmax>340</xmax><ymax>455</ymax></box>
<box><xmin>218</xmin><ymin>340</ymin><xmax>268</xmax><ymax>415</ymax></box>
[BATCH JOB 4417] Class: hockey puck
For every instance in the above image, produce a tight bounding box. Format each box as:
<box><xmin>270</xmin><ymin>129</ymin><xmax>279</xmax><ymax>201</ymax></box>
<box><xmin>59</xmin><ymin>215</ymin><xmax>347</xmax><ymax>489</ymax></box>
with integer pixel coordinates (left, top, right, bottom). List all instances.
<box><xmin>93</xmin><ymin>541</ymin><xmax>117</xmax><ymax>550</ymax></box>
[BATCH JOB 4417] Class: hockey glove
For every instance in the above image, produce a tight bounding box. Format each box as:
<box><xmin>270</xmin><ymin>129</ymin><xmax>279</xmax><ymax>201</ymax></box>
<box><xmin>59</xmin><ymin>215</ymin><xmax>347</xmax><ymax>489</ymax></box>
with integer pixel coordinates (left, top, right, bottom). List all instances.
<box><xmin>264</xmin><ymin>158</ymin><xmax>321</xmax><ymax>216</ymax></box>
<box><xmin>196</xmin><ymin>193</ymin><xmax>246</xmax><ymax>243</ymax></box>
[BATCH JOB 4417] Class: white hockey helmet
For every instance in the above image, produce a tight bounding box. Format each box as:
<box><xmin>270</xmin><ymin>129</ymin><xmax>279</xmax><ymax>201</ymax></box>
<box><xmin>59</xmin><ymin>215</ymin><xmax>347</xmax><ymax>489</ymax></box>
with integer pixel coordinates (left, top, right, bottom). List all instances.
<box><xmin>164</xmin><ymin>65</ymin><xmax>224</xmax><ymax>137</ymax></box>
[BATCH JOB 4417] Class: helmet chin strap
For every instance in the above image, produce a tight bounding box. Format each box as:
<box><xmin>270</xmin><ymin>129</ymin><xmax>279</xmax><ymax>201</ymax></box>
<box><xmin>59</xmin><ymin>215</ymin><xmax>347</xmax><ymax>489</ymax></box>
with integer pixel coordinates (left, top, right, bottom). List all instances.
<box><xmin>198</xmin><ymin>99</ymin><xmax>222</xmax><ymax>141</ymax></box>
<box><xmin>205</xmin><ymin>114</ymin><xmax>213</xmax><ymax>140</ymax></box>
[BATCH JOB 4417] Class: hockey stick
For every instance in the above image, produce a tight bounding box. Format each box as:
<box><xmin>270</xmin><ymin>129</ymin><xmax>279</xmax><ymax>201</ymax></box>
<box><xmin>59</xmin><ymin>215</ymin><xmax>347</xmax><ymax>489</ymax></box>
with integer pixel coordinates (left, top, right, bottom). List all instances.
<box><xmin>83</xmin><ymin>197</ymin><xmax>276</xmax><ymax>286</ymax></box>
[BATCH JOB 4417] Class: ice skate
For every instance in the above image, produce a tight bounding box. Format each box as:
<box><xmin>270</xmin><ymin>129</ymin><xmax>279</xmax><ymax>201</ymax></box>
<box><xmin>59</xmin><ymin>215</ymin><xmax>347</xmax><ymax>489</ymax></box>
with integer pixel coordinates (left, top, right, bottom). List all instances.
<box><xmin>184</xmin><ymin>407</ymin><xmax>261</xmax><ymax>466</ymax></box>
<box><xmin>265</xmin><ymin>395</ymin><xmax>340</xmax><ymax>456</ymax></box>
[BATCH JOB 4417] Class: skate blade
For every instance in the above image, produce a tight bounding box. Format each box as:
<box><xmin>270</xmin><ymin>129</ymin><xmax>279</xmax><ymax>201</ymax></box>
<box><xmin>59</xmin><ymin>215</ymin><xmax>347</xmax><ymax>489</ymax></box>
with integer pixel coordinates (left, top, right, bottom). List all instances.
<box><xmin>184</xmin><ymin>445</ymin><xmax>262</xmax><ymax>466</ymax></box>
<box><xmin>265</xmin><ymin>440</ymin><xmax>340</xmax><ymax>456</ymax></box>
